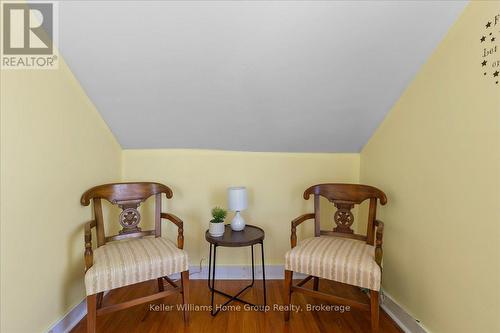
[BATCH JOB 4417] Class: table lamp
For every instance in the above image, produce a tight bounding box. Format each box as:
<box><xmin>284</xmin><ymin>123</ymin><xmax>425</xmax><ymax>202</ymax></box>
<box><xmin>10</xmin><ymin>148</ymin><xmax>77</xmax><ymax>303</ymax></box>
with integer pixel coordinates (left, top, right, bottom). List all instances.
<box><xmin>228</xmin><ymin>186</ymin><xmax>248</xmax><ymax>231</ymax></box>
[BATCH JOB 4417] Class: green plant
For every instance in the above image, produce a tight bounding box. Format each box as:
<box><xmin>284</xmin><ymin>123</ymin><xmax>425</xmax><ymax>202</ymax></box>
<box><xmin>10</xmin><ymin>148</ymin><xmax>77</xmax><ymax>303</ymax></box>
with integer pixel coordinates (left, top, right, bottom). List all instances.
<box><xmin>211</xmin><ymin>206</ymin><xmax>227</xmax><ymax>223</ymax></box>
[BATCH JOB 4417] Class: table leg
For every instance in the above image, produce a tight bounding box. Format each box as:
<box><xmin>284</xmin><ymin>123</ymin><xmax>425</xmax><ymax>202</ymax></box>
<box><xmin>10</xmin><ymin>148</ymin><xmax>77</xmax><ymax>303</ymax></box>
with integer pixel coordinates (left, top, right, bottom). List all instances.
<box><xmin>207</xmin><ymin>243</ymin><xmax>212</xmax><ymax>290</ymax></box>
<box><xmin>207</xmin><ymin>241</ymin><xmax>267</xmax><ymax>316</ymax></box>
<box><xmin>250</xmin><ymin>244</ymin><xmax>255</xmax><ymax>287</ymax></box>
<box><xmin>260</xmin><ymin>241</ymin><xmax>267</xmax><ymax>306</ymax></box>
<box><xmin>210</xmin><ymin>244</ymin><xmax>217</xmax><ymax>315</ymax></box>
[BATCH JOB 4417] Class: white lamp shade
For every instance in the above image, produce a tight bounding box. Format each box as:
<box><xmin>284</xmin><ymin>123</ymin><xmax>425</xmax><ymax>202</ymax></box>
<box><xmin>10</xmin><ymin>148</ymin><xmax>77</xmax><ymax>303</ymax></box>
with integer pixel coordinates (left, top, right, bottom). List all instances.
<box><xmin>227</xmin><ymin>187</ymin><xmax>248</xmax><ymax>211</ymax></box>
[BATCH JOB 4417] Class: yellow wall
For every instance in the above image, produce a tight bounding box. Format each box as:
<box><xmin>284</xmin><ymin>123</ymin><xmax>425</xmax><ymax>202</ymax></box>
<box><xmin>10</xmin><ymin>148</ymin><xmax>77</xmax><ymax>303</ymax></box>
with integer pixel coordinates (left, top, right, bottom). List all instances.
<box><xmin>0</xmin><ymin>59</ymin><xmax>122</xmax><ymax>332</ymax></box>
<box><xmin>122</xmin><ymin>149</ymin><xmax>359</xmax><ymax>265</ymax></box>
<box><xmin>360</xmin><ymin>2</ymin><xmax>499</xmax><ymax>333</ymax></box>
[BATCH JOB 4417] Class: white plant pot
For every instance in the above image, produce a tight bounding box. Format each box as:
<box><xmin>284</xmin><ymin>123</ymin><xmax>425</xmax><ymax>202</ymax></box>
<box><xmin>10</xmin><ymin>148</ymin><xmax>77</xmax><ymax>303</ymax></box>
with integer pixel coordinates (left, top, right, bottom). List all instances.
<box><xmin>209</xmin><ymin>222</ymin><xmax>225</xmax><ymax>237</ymax></box>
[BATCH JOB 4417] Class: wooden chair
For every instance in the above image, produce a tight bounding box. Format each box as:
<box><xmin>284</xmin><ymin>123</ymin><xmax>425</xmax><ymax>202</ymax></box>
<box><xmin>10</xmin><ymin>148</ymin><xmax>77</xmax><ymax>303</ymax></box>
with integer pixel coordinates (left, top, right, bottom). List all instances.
<box><xmin>81</xmin><ymin>182</ymin><xmax>190</xmax><ymax>333</ymax></box>
<box><xmin>284</xmin><ymin>183</ymin><xmax>387</xmax><ymax>333</ymax></box>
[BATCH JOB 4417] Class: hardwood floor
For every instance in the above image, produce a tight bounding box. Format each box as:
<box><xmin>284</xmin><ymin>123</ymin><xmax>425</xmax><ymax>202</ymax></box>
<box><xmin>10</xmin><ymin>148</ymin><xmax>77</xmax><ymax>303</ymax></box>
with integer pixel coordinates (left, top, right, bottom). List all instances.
<box><xmin>71</xmin><ymin>279</ymin><xmax>402</xmax><ymax>333</ymax></box>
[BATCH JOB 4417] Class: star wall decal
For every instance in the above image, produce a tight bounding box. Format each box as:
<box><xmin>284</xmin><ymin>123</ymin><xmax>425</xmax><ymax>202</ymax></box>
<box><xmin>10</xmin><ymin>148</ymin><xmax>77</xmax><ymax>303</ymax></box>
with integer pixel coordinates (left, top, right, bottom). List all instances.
<box><xmin>480</xmin><ymin>15</ymin><xmax>499</xmax><ymax>86</ymax></box>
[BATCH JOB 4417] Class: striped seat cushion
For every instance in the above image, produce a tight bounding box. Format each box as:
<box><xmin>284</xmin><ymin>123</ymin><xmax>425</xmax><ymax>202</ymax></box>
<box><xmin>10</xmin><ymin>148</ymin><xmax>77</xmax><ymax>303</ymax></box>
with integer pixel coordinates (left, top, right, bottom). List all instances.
<box><xmin>85</xmin><ymin>237</ymin><xmax>188</xmax><ymax>295</ymax></box>
<box><xmin>285</xmin><ymin>236</ymin><xmax>381</xmax><ymax>291</ymax></box>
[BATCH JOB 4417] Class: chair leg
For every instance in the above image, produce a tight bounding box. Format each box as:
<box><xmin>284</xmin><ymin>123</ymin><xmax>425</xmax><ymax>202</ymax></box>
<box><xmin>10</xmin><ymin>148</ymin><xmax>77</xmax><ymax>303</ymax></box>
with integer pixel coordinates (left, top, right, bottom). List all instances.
<box><xmin>157</xmin><ymin>277</ymin><xmax>164</xmax><ymax>292</ymax></box>
<box><xmin>313</xmin><ymin>277</ymin><xmax>319</xmax><ymax>291</ymax></box>
<box><xmin>96</xmin><ymin>292</ymin><xmax>104</xmax><ymax>309</ymax></box>
<box><xmin>181</xmin><ymin>270</ymin><xmax>190</xmax><ymax>324</ymax></box>
<box><xmin>284</xmin><ymin>270</ymin><xmax>293</xmax><ymax>321</ymax></box>
<box><xmin>370</xmin><ymin>290</ymin><xmax>380</xmax><ymax>333</ymax></box>
<box><xmin>86</xmin><ymin>294</ymin><xmax>97</xmax><ymax>333</ymax></box>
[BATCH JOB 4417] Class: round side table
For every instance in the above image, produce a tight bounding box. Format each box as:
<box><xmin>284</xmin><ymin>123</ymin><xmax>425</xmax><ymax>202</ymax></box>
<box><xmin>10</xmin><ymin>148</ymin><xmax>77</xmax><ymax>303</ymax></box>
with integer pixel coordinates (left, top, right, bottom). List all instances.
<box><xmin>205</xmin><ymin>224</ymin><xmax>266</xmax><ymax>316</ymax></box>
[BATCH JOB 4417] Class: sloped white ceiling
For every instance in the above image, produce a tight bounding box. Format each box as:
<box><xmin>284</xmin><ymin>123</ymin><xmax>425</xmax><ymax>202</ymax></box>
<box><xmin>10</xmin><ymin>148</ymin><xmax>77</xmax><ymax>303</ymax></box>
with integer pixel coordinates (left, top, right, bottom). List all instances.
<box><xmin>59</xmin><ymin>1</ymin><xmax>467</xmax><ymax>152</ymax></box>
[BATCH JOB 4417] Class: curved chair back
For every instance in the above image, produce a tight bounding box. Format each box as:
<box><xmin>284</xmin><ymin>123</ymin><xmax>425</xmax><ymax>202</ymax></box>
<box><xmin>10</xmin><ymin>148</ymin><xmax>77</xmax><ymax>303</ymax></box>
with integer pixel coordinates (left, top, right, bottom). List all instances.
<box><xmin>303</xmin><ymin>183</ymin><xmax>387</xmax><ymax>244</ymax></box>
<box><xmin>81</xmin><ymin>182</ymin><xmax>173</xmax><ymax>246</ymax></box>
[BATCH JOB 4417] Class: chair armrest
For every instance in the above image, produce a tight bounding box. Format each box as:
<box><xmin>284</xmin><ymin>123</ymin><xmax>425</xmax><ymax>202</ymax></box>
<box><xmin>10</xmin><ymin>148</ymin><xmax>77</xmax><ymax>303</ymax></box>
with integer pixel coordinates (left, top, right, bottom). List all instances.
<box><xmin>160</xmin><ymin>213</ymin><xmax>184</xmax><ymax>249</ymax></box>
<box><xmin>375</xmin><ymin>219</ymin><xmax>384</xmax><ymax>266</ymax></box>
<box><xmin>84</xmin><ymin>220</ymin><xmax>96</xmax><ymax>271</ymax></box>
<box><xmin>290</xmin><ymin>213</ymin><xmax>315</xmax><ymax>248</ymax></box>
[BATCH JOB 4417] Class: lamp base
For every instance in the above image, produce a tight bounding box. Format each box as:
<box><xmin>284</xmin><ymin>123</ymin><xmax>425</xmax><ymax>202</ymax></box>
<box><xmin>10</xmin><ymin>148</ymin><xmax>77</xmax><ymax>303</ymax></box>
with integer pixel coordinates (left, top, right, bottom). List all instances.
<box><xmin>231</xmin><ymin>211</ymin><xmax>245</xmax><ymax>231</ymax></box>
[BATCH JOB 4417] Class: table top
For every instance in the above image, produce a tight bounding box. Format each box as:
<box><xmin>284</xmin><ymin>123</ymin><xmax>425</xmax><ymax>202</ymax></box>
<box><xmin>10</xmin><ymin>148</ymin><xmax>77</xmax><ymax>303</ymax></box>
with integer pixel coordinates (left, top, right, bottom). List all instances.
<box><xmin>205</xmin><ymin>224</ymin><xmax>265</xmax><ymax>247</ymax></box>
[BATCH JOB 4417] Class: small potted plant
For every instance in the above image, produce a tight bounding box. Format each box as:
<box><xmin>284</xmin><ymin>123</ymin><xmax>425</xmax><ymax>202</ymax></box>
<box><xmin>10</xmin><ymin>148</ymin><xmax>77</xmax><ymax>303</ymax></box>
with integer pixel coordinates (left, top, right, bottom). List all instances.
<box><xmin>209</xmin><ymin>206</ymin><xmax>227</xmax><ymax>237</ymax></box>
